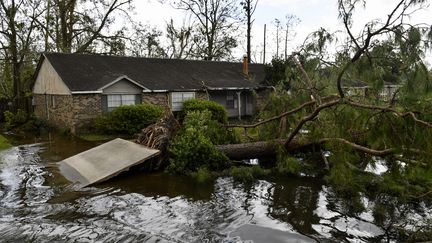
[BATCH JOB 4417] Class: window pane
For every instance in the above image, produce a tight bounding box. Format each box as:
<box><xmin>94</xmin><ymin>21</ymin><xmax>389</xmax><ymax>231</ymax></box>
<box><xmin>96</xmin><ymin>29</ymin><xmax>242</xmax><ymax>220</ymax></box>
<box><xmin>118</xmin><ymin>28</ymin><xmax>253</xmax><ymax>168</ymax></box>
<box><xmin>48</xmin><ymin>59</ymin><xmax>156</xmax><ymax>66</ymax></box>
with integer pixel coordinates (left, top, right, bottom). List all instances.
<box><xmin>108</xmin><ymin>95</ymin><xmax>121</xmax><ymax>108</ymax></box>
<box><xmin>171</xmin><ymin>92</ymin><xmax>195</xmax><ymax>111</ymax></box>
<box><xmin>183</xmin><ymin>93</ymin><xmax>194</xmax><ymax>99</ymax></box>
<box><xmin>121</xmin><ymin>94</ymin><xmax>135</xmax><ymax>105</ymax></box>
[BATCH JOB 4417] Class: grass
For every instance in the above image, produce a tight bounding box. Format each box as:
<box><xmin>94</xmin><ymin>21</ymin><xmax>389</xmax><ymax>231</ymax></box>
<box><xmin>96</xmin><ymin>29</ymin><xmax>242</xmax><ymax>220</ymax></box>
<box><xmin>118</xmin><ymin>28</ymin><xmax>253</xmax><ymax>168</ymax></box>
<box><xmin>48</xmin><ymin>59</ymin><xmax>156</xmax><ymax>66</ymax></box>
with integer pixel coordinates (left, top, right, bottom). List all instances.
<box><xmin>0</xmin><ymin>135</ymin><xmax>11</xmax><ymax>151</ymax></box>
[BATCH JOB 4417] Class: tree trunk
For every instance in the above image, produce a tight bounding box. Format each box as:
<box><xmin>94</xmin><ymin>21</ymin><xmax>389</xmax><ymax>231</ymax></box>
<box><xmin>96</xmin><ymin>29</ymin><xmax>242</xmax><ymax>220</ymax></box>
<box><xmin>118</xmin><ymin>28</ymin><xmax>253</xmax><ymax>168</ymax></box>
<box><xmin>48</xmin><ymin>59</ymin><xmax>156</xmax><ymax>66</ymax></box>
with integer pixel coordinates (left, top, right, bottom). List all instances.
<box><xmin>246</xmin><ymin>0</ymin><xmax>251</xmax><ymax>63</ymax></box>
<box><xmin>215</xmin><ymin>139</ymin><xmax>316</xmax><ymax>160</ymax></box>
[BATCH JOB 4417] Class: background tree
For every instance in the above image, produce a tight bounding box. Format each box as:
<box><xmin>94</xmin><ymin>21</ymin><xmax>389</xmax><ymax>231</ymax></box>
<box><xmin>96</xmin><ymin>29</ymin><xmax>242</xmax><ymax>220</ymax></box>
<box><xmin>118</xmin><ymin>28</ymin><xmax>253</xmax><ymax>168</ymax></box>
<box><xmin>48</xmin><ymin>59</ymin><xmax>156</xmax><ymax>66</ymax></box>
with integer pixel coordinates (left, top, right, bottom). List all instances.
<box><xmin>283</xmin><ymin>14</ymin><xmax>299</xmax><ymax>60</ymax></box>
<box><xmin>240</xmin><ymin>0</ymin><xmax>258</xmax><ymax>63</ymax></box>
<box><xmin>175</xmin><ymin>0</ymin><xmax>240</xmax><ymax>60</ymax></box>
<box><xmin>165</xmin><ymin>18</ymin><xmax>195</xmax><ymax>59</ymax></box>
<box><xmin>0</xmin><ymin>0</ymin><xmax>44</xmax><ymax>109</ymax></box>
<box><xmin>39</xmin><ymin>0</ymin><xmax>134</xmax><ymax>53</ymax></box>
<box><xmin>273</xmin><ymin>18</ymin><xmax>281</xmax><ymax>58</ymax></box>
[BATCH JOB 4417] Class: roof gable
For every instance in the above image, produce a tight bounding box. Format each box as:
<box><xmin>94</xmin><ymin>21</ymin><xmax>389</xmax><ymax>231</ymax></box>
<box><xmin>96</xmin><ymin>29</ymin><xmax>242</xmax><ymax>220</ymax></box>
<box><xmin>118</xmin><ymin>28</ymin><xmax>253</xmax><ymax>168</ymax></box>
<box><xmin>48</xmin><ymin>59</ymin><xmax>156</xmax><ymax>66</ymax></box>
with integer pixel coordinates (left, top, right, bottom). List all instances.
<box><xmin>33</xmin><ymin>57</ymin><xmax>71</xmax><ymax>95</ymax></box>
<box><xmin>42</xmin><ymin>53</ymin><xmax>266</xmax><ymax>92</ymax></box>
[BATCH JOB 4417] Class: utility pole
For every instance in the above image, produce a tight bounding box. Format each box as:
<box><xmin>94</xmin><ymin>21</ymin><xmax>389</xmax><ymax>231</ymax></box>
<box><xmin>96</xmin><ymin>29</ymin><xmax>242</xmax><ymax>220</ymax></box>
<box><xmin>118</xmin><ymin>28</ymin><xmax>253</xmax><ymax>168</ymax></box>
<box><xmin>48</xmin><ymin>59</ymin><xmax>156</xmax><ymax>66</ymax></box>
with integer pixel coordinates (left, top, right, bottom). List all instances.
<box><xmin>263</xmin><ymin>24</ymin><xmax>266</xmax><ymax>64</ymax></box>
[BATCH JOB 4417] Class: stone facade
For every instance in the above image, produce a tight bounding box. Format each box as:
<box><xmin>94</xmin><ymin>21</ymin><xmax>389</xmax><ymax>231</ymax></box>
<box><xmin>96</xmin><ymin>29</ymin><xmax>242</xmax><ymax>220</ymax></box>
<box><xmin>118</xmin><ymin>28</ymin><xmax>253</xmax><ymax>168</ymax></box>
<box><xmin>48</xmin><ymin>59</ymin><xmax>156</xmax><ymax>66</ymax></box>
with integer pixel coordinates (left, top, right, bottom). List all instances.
<box><xmin>142</xmin><ymin>92</ymin><xmax>170</xmax><ymax>108</ymax></box>
<box><xmin>72</xmin><ymin>94</ymin><xmax>102</xmax><ymax>133</ymax></box>
<box><xmin>33</xmin><ymin>94</ymin><xmax>74</xmax><ymax>129</ymax></box>
<box><xmin>196</xmin><ymin>91</ymin><xmax>209</xmax><ymax>100</ymax></box>
<box><xmin>33</xmin><ymin>94</ymin><xmax>101</xmax><ymax>133</ymax></box>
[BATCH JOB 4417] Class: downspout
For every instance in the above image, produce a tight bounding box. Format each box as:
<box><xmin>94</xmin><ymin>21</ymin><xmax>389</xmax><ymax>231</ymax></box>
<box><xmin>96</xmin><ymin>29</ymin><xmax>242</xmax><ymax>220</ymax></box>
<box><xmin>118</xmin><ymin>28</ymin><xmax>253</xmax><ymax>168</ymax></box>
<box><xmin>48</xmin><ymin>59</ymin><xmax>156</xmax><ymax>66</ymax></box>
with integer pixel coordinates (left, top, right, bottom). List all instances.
<box><xmin>237</xmin><ymin>91</ymin><xmax>242</xmax><ymax>120</ymax></box>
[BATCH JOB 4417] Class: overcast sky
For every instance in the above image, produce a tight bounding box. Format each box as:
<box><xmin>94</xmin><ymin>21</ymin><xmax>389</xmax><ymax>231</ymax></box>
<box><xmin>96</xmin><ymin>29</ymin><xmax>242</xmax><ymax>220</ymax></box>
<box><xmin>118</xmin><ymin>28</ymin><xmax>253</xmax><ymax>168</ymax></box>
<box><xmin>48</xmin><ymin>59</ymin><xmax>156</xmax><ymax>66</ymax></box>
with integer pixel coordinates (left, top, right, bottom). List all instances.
<box><xmin>132</xmin><ymin>0</ymin><xmax>432</xmax><ymax>64</ymax></box>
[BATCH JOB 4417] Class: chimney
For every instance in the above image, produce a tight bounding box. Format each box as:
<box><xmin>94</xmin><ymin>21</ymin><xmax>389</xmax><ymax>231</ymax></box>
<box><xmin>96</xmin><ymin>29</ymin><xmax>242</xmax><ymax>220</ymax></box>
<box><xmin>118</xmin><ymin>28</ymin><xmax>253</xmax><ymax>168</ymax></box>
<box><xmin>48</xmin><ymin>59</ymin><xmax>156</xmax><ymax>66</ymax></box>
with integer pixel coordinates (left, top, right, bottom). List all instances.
<box><xmin>242</xmin><ymin>55</ymin><xmax>249</xmax><ymax>76</ymax></box>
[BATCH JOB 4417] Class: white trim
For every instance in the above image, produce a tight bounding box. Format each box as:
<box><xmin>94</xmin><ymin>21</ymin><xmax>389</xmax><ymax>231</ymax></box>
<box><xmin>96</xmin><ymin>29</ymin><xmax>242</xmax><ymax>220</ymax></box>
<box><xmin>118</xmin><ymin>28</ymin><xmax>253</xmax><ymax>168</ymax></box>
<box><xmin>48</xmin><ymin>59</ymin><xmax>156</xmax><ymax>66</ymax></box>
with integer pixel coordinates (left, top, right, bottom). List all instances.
<box><xmin>207</xmin><ymin>87</ymin><xmax>254</xmax><ymax>91</ymax></box>
<box><xmin>99</xmin><ymin>75</ymin><xmax>150</xmax><ymax>91</ymax></box>
<box><xmin>71</xmin><ymin>90</ymin><xmax>103</xmax><ymax>94</ymax></box>
<box><xmin>143</xmin><ymin>89</ymin><xmax>169</xmax><ymax>93</ymax></box>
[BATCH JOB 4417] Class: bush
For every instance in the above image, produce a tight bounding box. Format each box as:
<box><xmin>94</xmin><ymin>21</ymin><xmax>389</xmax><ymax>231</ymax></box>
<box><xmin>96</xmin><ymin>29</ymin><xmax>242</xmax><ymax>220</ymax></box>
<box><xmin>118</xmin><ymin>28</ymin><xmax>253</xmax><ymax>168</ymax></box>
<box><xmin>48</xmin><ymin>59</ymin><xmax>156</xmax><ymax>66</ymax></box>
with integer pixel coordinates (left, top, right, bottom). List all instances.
<box><xmin>190</xmin><ymin>167</ymin><xmax>213</xmax><ymax>183</ymax></box>
<box><xmin>167</xmin><ymin>110</ymin><xmax>232</xmax><ymax>174</ymax></box>
<box><xmin>181</xmin><ymin>110</ymin><xmax>237</xmax><ymax>145</ymax></box>
<box><xmin>95</xmin><ymin>104</ymin><xmax>163</xmax><ymax>135</ymax></box>
<box><xmin>0</xmin><ymin>135</ymin><xmax>11</xmax><ymax>151</ymax></box>
<box><xmin>4</xmin><ymin>109</ymin><xmax>28</xmax><ymax>129</ymax></box>
<box><xmin>230</xmin><ymin>166</ymin><xmax>270</xmax><ymax>183</ymax></box>
<box><xmin>167</xmin><ymin>126</ymin><xmax>230</xmax><ymax>174</ymax></box>
<box><xmin>182</xmin><ymin>99</ymin><xmax>228</xmax><ymax>123</ymax></box>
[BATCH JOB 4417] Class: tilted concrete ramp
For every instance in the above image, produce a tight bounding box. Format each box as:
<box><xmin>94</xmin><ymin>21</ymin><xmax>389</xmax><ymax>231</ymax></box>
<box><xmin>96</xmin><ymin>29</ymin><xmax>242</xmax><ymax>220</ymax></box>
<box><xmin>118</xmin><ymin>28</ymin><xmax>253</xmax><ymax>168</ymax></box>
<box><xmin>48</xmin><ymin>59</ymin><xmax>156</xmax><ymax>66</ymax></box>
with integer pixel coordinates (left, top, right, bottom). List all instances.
<box><xmin>58</xmin><ymin>138</ymin><xmax>160</xmax><ymax>187</ymax></box>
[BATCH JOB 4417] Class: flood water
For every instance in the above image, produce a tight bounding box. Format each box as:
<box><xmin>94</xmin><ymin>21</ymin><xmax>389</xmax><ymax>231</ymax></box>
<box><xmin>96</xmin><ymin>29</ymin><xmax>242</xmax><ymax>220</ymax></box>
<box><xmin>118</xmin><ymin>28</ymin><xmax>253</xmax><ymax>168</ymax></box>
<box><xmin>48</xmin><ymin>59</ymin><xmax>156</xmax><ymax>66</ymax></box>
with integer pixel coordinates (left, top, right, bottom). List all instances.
<box><xmin>0</xmin><ymin>133</ymin><xmax>429</xmax><ymax>242</ymax></box>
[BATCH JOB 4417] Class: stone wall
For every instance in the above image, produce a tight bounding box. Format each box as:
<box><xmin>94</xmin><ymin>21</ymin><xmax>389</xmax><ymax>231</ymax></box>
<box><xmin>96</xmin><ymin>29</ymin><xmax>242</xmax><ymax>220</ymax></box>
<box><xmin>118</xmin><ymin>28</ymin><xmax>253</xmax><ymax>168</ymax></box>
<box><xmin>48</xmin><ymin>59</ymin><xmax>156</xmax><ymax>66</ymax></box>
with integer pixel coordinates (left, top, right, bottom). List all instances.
<box><xmin>33</xmin><ymin>94</ymin><xmax>102</xmax><ymax>133</ymax></box>
<box><xmin>33</xmin><ymin>94</ymin><xmax>74</xmax><ymax>129</ymax></box>
<box><xmin>72</xmin><ymin>94</ymin><xmax>102</xmax><ymax>133</ymax></box>
<box><xmin>196</xmin><ymin>91</ymin><xmax>209</xmax><ymax>100</ymax></box>
<box><xmin>142</xmin><ymin>92</ymin><xmax>170</xmax><ymax>109</ymax></box>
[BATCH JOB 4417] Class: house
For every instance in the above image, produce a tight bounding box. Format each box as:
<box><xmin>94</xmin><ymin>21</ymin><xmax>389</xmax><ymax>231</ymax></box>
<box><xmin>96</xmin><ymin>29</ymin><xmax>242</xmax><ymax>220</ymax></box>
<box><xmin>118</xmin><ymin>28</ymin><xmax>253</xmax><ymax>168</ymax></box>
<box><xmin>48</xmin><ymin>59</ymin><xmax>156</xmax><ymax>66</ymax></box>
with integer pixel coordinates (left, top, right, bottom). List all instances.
<box><xmin>342</xmin><ymin>79</ymin><xmax>401</xmax><ymax>100</ymax></box>
<box><xmin>32</xmin><ymin>53</ymin><xmax>270</xmax><ymax>133</ymax></box>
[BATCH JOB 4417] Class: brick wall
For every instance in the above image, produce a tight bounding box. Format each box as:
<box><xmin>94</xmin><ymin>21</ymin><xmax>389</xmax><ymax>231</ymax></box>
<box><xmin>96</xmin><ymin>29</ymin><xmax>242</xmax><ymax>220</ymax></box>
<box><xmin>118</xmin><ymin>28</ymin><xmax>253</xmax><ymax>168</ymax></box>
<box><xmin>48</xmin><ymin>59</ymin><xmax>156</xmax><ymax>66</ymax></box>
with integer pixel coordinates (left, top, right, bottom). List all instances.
<box><xmin>33</xmin><ymin>94</ymin><xmax>74</xmax><ymax>129</ymax></box>
<box><xmin>196</xmin><ymin>91</ymin><xmax>209</xmax><ymax>100</ymax></box>
<box><xmin>142</xmin><ymin>92</ymin><xmax>169</xmax><ymax>108</ymax></box>
<box><xmin>72</xmin><ymin>94</ymin><xmax>102</xmax><ymax>133</ymax></box>
<box><xmin>33</xmin><ymin>94</ymin><xmax>101</xmax><ymax>133</ymax></box>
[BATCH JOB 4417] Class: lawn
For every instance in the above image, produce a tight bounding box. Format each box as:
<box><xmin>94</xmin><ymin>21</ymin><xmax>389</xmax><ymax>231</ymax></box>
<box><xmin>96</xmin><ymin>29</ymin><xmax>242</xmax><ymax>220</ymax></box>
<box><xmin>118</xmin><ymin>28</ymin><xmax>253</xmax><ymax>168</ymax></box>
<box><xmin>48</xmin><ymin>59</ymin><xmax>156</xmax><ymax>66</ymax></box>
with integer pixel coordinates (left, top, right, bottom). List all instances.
<box><xmin>0</xmin><ymin>135</ymin><xmax>11</xmax><ymax>151</ymax></box>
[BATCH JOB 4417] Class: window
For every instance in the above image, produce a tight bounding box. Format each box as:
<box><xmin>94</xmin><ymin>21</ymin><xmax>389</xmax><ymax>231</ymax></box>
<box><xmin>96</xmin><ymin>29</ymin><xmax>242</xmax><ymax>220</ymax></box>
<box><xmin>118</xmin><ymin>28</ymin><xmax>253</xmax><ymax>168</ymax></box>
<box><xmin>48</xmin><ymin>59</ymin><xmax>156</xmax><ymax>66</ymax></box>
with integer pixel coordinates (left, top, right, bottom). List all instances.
<box><xmin>51</xmin><ymin>95</ymin><xmax>56</xmax><ymax>108</ymax></box>
<box><xmin>107</xmin><ymin>94</ymin><xmax>137</xmax><ymax>111</ymax></box>
<box><xmin>226</xmin><ymin>92</ymin><xmax>237</xmax><ymax>109</ymax></box>
<box><xmin>171</xmin><ymin>92</ymin><xmax>195</xmax><ymax>111</ymax></box>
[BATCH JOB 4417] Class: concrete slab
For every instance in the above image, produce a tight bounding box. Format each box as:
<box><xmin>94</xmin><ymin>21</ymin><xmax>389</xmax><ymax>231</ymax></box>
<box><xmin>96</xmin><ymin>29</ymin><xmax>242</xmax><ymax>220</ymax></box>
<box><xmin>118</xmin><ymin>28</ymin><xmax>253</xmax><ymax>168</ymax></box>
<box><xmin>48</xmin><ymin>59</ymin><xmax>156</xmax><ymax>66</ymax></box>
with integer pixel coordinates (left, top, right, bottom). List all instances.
<box><xmin>58</xmin><ymin>138</ymin><xmax>160</xmax><ymax>187</ymax></box>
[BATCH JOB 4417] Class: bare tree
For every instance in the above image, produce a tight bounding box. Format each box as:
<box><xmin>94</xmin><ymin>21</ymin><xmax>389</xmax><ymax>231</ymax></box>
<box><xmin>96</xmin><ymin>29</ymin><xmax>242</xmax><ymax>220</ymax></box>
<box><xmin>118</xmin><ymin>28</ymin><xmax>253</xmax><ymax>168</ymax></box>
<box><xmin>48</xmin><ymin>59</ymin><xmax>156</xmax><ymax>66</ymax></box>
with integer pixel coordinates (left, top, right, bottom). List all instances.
<box><xmin>283</xmin><ymin>14</ymin><xmax>299</xmax><ymax>60</ymax></box>
<box><xmin>273</xmin><ymin>18</ymin><xmax>281</xmax><ymax>58</ymax></box>
<box><xmin>175</xmin><ymin>0</ymin><xmax>240</xmax><ymax>60</ymax></box>
<box><xmin>241</xmin><ymin>0</ymin><xmax>258</xmax><ymax>63</ymax></box>
<box><xmin>37</xmin><ymin>0</ymin><xmax>133</xmax><ymax>53</ymax></box>
<box><xmin>165</xmin><ymin>18</ymin><xmax>195</xmax><ymax>59</ymax></box>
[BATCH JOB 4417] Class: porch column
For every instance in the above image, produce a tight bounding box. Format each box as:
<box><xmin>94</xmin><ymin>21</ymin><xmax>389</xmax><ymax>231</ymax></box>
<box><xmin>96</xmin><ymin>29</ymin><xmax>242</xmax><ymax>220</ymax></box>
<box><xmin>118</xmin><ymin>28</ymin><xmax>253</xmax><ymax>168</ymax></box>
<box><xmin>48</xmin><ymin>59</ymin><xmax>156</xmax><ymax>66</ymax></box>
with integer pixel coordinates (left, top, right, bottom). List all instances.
<box><xmin>236</xmin><ymin>91</ymin><xmax>242</xmax><ymax>120</ymax></box>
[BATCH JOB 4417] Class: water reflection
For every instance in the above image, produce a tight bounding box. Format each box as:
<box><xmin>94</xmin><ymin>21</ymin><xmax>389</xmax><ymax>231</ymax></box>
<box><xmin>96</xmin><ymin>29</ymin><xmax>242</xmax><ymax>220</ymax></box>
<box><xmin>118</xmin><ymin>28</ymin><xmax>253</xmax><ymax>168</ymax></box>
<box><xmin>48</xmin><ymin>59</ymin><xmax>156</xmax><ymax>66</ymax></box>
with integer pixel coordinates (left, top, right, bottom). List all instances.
<box><xmin>0</xmin><ymin>134</ymin><xmax>429</xmax><ymax>242</ymax></box>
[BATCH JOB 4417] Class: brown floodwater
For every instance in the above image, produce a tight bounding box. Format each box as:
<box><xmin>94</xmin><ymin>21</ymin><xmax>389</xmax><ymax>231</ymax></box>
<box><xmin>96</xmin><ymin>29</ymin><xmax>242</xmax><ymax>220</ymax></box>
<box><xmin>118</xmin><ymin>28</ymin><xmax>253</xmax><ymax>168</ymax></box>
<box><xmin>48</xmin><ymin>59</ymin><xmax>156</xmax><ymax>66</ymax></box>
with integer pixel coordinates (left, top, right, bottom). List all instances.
<box><xmin>0</xmin><ymin>132</ymin><xmax>429</xmax><ymax>242</ymax></box>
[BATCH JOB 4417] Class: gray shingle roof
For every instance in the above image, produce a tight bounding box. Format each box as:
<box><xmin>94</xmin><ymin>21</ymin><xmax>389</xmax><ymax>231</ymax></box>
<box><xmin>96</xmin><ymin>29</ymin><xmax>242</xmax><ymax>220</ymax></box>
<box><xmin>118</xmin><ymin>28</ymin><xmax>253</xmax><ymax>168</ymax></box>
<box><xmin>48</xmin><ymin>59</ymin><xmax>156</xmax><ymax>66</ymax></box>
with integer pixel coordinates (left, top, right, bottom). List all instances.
<box><xmin>42</xmin><ymin>53</ymin><xmax>266</xmax><ymax>92</ymax></box>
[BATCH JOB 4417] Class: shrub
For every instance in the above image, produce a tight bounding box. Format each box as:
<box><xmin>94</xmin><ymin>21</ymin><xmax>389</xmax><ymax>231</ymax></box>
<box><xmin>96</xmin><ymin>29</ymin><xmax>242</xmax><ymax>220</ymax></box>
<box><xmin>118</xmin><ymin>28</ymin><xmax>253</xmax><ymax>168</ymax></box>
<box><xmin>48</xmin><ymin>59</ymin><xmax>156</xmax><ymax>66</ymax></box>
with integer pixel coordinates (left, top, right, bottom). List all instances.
<box><xmin>4</xmin><ymin>109</ymin><xmax>28</xmax><ymax>129</ymax></box>
<box><xmin>182</xmin><ymin>99</ymin><xmax>228</xmax><ymax>123</ymax></box>
<box><xmin>276</xmin><ymin>147</ymin><xmax>301</xmax><ymax>175</ymax></box>
<box><xmin>182</xmin><ymin>110</ymin><xmax>237</xmax><ymax>145</ymax></box>
<box><xmin>230</xmin><ymin>166</ymin><xmax>270</xmax><ymax>183</ymax></box>
<box><xmin>167</xmin><ymin>126</ymin><xmax>230</xmax><ymax>174</ymax></box>
<box><xmin>95</xmin><ymin>104</ymin><xmax>163</xmax><ymax>135</ymax></box>
<box><xmin>167</xmin><ymin>110</ymin><xmax>231</xmax><ymax>174</ymax></box>
<box><xmin>190</xmin><ymin>167</ymin><xmax>213</xmax><ymax>183</ymax></box>
<box><xmin>0</xmin><ymin>135</ymin><xmax>11</xmax><ymax>151</ymax></box>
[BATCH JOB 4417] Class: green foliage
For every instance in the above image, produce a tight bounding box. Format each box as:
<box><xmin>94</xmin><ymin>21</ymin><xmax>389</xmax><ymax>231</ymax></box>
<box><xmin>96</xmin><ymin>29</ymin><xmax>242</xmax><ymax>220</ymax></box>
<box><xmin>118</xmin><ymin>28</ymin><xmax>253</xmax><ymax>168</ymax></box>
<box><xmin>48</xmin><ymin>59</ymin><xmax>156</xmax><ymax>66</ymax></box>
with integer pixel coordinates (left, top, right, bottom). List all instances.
<box><xmin>4</xmin><ymin>109</ymin><xmax>28</xmax><ymax>129</ymax></box>
<box><xmin>0</xmin><ymin>135</ymin><xmax>11</xmax><ymax>151</ymax></box>
<box><xmin>181</xmin><ymin>99</ymin><xmax>228</xmax><ymax>123</ymax></box>
<box><xmin>264</xmin><ymin>58</ymin><xmax>292</xmax><ymax>87</ymax></box>
<box><xmin>256</xmin><ymin>87</ymin><xmax>295</xmax><ymax>140</ymax></box>
<box><xmin>276</xmin><ymin>148</ymin><xmax>301</xmax><ymax>175</ymax></box>
<box><xmin>95</xmin><ymin>104</ymin><xmax>163</xmax><ymax>135</ymax></box>
<box><xmin>181</xmin><ymin>110</ymin><xmax>236</xmax><ymax>145</ymax></box>
<box><xmin>167</xmin><ymin>110</ymin><xmax>231</xmax><ymax>174</ymax></box>
<box><xmin>230</xmin><ymin>166</ymin><xmax>270</xmax><ymax>183</ymax></box>
<box><xmin>189</xmin><ymin>167</ymin><xmax>213</xmax><ymax>183</ymax></box>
